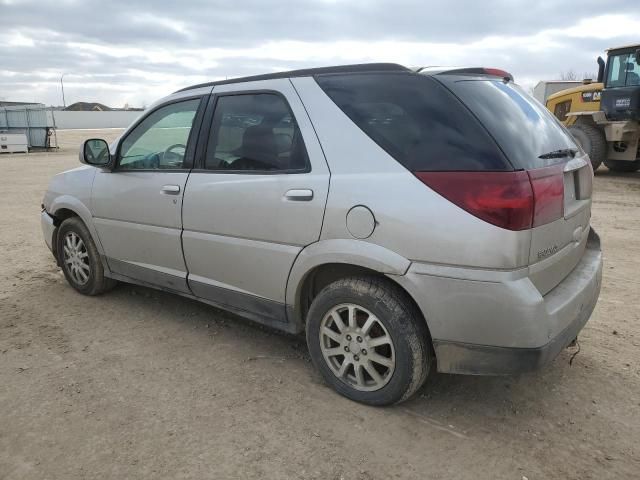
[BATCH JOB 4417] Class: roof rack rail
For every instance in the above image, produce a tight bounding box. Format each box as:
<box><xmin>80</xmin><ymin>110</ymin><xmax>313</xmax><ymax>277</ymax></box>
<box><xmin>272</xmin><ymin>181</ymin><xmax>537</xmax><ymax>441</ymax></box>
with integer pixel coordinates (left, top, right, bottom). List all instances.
<box><xmin>175</xmin><ymin>63</ymin><xmax>410</xmax><ymax>93</ymax></box>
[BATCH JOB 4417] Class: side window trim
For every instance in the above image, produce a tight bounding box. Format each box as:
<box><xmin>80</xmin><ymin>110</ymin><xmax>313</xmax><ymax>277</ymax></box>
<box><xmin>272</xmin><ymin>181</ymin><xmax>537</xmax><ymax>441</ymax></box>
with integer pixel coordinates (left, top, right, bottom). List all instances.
<box><xmin>193</xmin><ymin>89</ymin><xmax>311</xmax><ymax>174</ymax></box>
<box><xmin>114</xmin><ymin>95</ymin><xmax>207</xmax><ymax>172</ymax></box>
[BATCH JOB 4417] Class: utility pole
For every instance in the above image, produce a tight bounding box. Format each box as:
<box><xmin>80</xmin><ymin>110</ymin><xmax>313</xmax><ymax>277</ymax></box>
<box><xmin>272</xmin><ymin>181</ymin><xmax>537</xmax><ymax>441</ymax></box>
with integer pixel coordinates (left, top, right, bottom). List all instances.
<box><xmin>60</xmin><ymin>74</ymin><xmax>66</xmax><ymax>108</ymax></box>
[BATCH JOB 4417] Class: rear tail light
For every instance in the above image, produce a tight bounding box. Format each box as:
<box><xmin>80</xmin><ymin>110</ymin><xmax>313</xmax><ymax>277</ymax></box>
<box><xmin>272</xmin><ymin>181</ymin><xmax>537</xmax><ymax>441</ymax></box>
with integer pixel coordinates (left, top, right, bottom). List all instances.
<box><xmin>415</xmin><ymin>171</ymin><xmax>534</xmax><ymax>230</ymax></box>
<box><xmin>528</xmin><ymin>164</ymin><xmax>564</xmax><ymax>227</ymax></box>
<box><xmin>415</xmin><ymin>167</ymin><xmax>564</xmax><ymax>231</ymax></box>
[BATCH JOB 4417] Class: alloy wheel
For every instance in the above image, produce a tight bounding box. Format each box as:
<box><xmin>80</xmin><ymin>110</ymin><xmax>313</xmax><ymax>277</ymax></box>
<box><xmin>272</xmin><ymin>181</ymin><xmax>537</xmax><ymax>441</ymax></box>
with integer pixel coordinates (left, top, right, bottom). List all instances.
<box><xmin>62</xmin><ymin>231</ymin><xmax>91</xmax><ymax>285</ymax></box>
<box><xmin>319</xmin><ymin>303</ymin><xmax>395</xmax><ymax>392</ymax></box>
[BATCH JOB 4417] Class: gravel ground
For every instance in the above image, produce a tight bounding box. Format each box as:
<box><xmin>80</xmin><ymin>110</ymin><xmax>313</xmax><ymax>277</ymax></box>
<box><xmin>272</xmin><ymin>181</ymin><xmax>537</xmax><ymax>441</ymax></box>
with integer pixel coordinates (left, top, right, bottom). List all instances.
<box><xmin>1</xmin><ymin>129</ymin><xmax>639</xmax><ymax>480</ymax></box>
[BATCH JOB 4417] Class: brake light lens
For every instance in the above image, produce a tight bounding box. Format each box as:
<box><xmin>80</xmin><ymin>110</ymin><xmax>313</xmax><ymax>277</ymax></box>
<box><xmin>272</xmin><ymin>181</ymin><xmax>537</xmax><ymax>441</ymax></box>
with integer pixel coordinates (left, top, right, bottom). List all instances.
<box><xmin>528</xmin><ymin>164</ymin><xmax>565</xmax><ymax>227</ymax></box>
<box><xmin>415</xmin><ymin>167</ymin><xmax>565</xmax><ymax>231</ymax></box>
<box><xmin>415</xmin><ymin>171</ymin><xmax>534</xmax><ymax>230</ymax></box>
<box><xmin>483</xmin><ymin>68</ymin><xmax>514</xmax><ymax>81</ymax></box>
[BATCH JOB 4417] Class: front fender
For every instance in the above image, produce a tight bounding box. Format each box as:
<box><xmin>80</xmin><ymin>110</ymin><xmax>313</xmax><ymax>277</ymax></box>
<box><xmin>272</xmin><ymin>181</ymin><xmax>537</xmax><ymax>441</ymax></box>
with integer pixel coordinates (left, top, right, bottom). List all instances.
<box><xmin>49</xmin><ymin>195</ymin><xmax>105</xmax><ymax>257</ymax></box>
<box><xmin>285</xmin><ymin>239</ymin><xmax>411</xmax><ymax>308</ymax></box>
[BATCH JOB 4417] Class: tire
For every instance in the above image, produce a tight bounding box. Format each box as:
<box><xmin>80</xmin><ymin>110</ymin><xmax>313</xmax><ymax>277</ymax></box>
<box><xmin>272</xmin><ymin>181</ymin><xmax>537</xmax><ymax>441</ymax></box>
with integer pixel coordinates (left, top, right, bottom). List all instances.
<box><xmin>306</xmin><ymin>276</ymin><xmax>431</xmax><ymax>406</ymax></box>
<box><xmin>56</xmin><ymin>217</ymin><xmax>117</xmax><ymax>296</ymax></box>
<box><xmin>604</xmin><ymin>159</ymin><xmax>640</xmax><ymax>172</ymax></box>
<box><xmin>568</xmin><ymin>123</ymin><xmax>607</xmax><ymax>171</ymax></box>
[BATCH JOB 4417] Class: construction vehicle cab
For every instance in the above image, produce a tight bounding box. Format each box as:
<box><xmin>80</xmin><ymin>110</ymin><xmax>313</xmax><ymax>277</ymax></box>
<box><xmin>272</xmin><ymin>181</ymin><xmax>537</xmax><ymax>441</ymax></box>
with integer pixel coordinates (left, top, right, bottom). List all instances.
<box><xmin>545</xmin><ymin>44</ymin><xmax>640</xmax><ymax>172</ymax></box>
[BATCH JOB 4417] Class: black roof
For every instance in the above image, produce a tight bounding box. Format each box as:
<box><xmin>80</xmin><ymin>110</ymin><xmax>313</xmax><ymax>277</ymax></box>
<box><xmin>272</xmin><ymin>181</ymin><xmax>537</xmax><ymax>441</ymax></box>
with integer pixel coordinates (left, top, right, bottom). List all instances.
<box><xmin>175</xmin><ymin>63</ymin><xmax>409</xmax><ymax>93</ymax></box>
<box><xmin>606</xmin><ymin>44</ymin><xmax>640</xmax><ymax>55</ymax></box>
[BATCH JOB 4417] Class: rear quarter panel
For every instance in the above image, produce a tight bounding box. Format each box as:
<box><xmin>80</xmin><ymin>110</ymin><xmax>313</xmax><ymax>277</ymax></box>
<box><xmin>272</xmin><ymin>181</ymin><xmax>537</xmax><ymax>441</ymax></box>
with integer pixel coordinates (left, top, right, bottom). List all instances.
<box><xmin>291</xmin><ymin>77</ymin><xmax>531</xmax><ymax>270</ymax></box>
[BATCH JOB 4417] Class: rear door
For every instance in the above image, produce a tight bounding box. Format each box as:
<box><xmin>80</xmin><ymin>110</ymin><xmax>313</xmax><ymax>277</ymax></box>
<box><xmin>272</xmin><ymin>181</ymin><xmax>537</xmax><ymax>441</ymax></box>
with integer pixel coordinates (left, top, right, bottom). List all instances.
<box><xmin>92</xmin><ymin>96</ymin><xmax>205</xmax><ymax>292</ymax></box>
<box><xmin>181</xmin><ymin>79</ymin><xmax>329</xmax><ymax>324</ymax></box>
<box><xmin>442</xmin><ymin>76</ymin><xmax>593</xmax><ymax>293</ymax></box>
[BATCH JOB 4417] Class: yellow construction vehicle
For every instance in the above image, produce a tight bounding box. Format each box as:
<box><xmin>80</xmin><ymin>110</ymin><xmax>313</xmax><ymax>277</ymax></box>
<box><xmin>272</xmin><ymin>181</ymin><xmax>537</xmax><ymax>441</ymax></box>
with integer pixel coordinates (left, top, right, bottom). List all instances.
<box><xmin>545</xmin><ymin>44</ymin><xmax>640</xmax><ymax>172</ymax></box>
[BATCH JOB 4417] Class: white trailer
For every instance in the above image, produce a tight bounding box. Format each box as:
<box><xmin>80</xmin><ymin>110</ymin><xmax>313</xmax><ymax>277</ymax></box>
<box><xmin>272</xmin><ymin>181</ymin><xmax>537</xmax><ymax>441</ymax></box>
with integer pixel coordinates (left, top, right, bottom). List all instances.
<box><xmin>0</xmin><ymin>104</ymin><xmax>58</xmax><ymax>149</ymax></box>
<box><xmin>0</xmin><ymin>132</ymin><xmax>28</xmax><ymax>153</ymax></box>
<box><xmin>533</xmin><ymin>81</ymin><xmax>582</xmax><ymax>103</ymax></box>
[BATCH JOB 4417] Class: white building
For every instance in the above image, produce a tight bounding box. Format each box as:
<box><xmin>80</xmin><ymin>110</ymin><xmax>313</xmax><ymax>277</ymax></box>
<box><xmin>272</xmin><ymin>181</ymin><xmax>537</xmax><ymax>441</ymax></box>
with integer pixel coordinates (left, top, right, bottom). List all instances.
<box><xmin>533</xmin><ymin>80</ymin><xmax>582</xmax><ymax>103</ymax></box>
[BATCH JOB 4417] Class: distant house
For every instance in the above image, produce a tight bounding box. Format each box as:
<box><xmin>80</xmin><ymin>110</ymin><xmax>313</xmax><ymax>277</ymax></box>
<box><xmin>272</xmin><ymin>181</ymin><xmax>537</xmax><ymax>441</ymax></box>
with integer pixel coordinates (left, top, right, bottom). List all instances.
<box><xmin>64</xmin><ymin>102</ymin><xmax>112</xmax><ymax>112</ymax></box>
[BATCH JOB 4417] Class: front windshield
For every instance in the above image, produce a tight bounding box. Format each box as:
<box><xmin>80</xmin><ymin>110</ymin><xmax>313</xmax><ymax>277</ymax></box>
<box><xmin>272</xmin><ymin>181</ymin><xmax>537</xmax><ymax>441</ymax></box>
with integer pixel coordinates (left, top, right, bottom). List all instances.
<box><xmin>606</xmin><ymin>52</ymin><xmax>640</xmax><ymax>88</ymax></box>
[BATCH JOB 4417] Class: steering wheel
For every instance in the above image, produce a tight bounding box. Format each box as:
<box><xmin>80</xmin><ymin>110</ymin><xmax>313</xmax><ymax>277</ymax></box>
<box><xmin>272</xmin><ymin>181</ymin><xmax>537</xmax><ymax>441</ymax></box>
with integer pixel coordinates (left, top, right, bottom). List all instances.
<box><xmin>163</xmin><ymin>144</ymin><xmax>187</xmax><ymax>164</ymax></box>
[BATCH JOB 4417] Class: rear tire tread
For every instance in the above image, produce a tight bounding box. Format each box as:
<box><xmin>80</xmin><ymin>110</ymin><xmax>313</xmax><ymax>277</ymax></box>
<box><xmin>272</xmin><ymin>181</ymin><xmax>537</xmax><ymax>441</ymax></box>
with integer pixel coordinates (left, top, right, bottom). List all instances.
<box><xmin>568</xmin><ymin>123</ymin><xmax>607</xmax><ymax>170</ymax></box>
<box><xmin>306</xmin><ymin>275</ymin><xmax>431</xmax><ymax>405</ymax></box>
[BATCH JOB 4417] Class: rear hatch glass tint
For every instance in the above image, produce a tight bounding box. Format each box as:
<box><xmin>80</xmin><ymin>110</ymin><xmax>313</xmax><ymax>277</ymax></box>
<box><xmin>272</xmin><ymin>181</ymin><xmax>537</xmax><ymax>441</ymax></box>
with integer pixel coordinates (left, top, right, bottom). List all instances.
<box><xmin>314</xmin><ymin>73</ymin><xmax>511</xmax><ymax>171</ymax></box>
<box><xmin>439</xmin><ymin>77</ymin><xmax>580</xmax><ymax>169</ymax></box>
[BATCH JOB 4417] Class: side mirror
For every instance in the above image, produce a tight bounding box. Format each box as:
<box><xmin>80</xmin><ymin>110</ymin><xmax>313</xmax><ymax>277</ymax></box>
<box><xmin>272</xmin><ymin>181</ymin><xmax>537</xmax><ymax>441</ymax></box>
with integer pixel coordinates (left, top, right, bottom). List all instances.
<box><xmin>636</xmin><ymin>49</ymin><xmax>640</xmax><ymax>65</ymax></box>
<box><xmin>80</xmin><ymin>138</ymin><xmax>111</xmax><ymax>168</ymax></box>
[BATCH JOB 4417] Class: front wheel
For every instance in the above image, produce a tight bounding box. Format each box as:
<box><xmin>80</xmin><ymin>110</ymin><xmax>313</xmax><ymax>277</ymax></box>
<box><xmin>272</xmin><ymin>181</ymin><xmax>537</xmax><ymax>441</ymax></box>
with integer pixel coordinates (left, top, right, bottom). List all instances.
<box><xmin>306</xmin><ymin>277</ymin><xmax>431</xmax><ymax>406</ymax></box>
<box><xmin>56</xmin><ymin>217</ymin><xmax>117</xmax><ymax>295</ymax></box>
<box><xmin>604</xmin><ymin>159</ymin><xmax>640</xmax><ymax>172</ymax></box>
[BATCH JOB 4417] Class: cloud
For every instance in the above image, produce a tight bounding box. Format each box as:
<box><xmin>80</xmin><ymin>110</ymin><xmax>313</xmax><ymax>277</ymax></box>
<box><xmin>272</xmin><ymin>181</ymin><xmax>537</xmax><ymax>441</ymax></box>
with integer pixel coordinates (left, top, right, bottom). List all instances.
<box><xmin>1</xmin><ymin>0</ymin><xmax>639</xmax><ymax>106</ymax></box>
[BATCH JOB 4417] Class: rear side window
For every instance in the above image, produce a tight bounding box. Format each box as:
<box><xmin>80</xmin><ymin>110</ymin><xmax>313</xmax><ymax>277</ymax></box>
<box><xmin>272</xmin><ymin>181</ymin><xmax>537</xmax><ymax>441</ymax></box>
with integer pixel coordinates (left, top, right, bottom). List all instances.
<box><xmin>444</xmin><ymin>79</ymin><xmax>579</xmax><ymax>169</ymax></box>
<box><xmin>314</xmin><ymin>73</ymin><xmax>510</xmax><ymax>171</ymax></box>
<box><xmin>205</xmin><ymin>93</ymin><xmax>309</xmax><ymax>172</ymax></box>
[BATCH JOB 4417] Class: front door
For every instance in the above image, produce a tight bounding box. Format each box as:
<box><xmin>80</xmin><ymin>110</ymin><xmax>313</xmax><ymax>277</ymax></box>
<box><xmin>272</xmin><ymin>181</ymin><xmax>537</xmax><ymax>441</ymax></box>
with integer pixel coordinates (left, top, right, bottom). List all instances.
<box><xmin>182</xmin><ymin>81</ymin><xmax>329</xmax><ymax>324</ymax></box>
<box><xmin>92</xmin><ymin>97</ymin><xmax>203</xmax><ymax>293</ymax></box>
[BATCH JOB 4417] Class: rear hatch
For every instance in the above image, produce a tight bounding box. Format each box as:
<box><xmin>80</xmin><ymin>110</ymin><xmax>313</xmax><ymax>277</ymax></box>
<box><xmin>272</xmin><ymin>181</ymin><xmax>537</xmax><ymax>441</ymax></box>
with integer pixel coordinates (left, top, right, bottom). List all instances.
<box><xmin>314</xmin><ymin>71</ymin><xmax>593</xmax><ymax>293</ymax></box>
<box><xmin>441</xmin><ymin>75</ymin><xmax>593</xmax><ymax>294</ymax></box>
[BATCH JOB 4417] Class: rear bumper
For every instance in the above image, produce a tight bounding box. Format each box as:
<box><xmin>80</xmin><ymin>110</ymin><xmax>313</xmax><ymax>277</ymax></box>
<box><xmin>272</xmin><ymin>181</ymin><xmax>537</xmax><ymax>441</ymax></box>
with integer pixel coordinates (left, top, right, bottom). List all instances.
<box><xmin>432</xmin><ymin>285</ymin><xmax>596</xmax><ymax>375</ymax></box>
<box><xmin>393</xmin><ymin>229</ymin><xmax>603</xmax><ymax>375</ymax></box>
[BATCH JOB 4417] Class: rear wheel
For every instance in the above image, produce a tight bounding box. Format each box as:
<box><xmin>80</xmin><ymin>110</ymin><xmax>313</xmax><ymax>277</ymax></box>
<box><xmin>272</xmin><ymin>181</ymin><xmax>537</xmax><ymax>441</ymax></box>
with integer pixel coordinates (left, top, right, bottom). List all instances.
<box><xmin>306</xmin><ymin>276</ymin><xmax>431</xmax><ymax>406</ymax></box>
<box><xmin>57</xmin><ymin>217</ymin><xmax>116</xmax><ymax>295</ymax></box>
<box><xmin>568</xmin><ymin>123</ymin><xmax>607</xmax><ymax>171</ymax></box>
<box><xmin>604</xmin><ymin>159</ymin><xmax>640</xmax><ymax>172</ymax></box>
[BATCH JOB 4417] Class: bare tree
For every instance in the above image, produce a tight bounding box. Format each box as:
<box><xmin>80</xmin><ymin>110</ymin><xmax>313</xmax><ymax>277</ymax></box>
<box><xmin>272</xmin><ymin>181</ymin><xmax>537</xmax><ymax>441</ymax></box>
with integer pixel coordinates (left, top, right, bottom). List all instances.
<box><xmin>559</xmin><ymin>70</ymin><xmax>598</xmax><ymax>81</ymax></box>
<box><xmin>560</xmin><ymin>70</ymin><xmax>578</xmax><ymax>81</ymax></box>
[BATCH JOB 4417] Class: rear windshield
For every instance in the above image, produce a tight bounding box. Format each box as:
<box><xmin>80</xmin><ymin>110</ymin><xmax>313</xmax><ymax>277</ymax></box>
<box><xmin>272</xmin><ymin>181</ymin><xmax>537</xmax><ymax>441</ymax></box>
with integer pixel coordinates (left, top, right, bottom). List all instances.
<box><xmin>314</xmin><ymin>73</ymin><xmax>511</xmax><ymax>171</ymax></box>
<box><xmin>443</xmin><ymin>78</ymin><xmax>579</xmax><ymax>169</ymax></box>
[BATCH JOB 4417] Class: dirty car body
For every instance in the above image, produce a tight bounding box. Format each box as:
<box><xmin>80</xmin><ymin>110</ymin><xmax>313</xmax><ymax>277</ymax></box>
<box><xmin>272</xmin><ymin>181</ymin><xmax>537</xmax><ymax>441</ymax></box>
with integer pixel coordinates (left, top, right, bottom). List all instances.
<box><xmin>42</xmin><ymin>63</ymin><xmax>603</xmax><ymax>405</ymax></box>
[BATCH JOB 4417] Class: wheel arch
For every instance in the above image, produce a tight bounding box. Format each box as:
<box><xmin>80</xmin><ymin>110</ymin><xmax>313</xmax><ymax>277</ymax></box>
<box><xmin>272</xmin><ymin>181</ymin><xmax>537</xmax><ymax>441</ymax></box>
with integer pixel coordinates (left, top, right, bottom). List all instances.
<box><xmin>286</xmin><ymin>240</ymin><xmax>430</xmax><ymax>337</ymax></box>
<box><xmin>48</xmin><ymin>196</ymin><xmax>108</xmax><ymax>268</ymax></box>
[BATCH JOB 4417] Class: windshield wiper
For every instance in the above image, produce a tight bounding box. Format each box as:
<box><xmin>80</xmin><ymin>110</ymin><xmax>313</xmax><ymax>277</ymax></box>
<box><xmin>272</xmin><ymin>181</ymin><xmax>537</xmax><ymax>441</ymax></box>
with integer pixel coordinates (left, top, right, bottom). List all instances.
<box><xmin>538</xmin><ymin>148</ymin><xmax>578</xmax><ymax>159</ymax></box>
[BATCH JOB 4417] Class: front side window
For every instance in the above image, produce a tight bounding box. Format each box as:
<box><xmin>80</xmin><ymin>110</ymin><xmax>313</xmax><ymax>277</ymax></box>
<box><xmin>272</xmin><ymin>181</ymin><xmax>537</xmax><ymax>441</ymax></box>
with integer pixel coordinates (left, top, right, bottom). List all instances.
<box><xmin>606</xmin><ymin>52</ymin><xmax>640</xmax><ymax>88</ymax></box>
<box><xmin>205</xmin><ymin>93</ymin><xmax>308</xmax><ymax>172</ymax></box>
<box><xmin>118</xmin><ymin>99</ymin><xmax>200</xmax><ymax>170</ymax></box>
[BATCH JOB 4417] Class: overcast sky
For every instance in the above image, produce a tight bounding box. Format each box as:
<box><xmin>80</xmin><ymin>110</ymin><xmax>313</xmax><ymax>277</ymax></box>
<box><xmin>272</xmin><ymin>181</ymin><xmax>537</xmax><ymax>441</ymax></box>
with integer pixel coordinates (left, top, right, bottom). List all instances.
<box><xmin>1</xmin><ymin>0</ymin><xmax>639</xmax><ymax>107</ymax></box>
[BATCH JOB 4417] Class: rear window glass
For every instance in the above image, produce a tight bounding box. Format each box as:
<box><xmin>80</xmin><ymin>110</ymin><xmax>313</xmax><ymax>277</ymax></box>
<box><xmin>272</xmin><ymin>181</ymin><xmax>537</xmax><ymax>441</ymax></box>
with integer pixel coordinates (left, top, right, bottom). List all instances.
<box><xmin>314</xmin><ymin>73</ymin><xmax>510</xmax><ymax>171</ymax></box>
<box><xmin>205</xmin><ymin>93</ymin><xmax>309</xmax><ymax>172</ymax></box>
<box><xmin>444</xmin><ymin>79</ymin><xmax>579</xmax><ymax>169</ymax></box>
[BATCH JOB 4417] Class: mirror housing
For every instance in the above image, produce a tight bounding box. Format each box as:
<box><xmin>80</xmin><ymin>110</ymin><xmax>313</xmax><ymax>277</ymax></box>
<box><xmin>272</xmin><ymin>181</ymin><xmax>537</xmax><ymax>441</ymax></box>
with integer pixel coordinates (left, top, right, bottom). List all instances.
<box><xmin>80</xmin><ymin>138</ymin><xmax>112</xmax><ymax>168</ymax></box>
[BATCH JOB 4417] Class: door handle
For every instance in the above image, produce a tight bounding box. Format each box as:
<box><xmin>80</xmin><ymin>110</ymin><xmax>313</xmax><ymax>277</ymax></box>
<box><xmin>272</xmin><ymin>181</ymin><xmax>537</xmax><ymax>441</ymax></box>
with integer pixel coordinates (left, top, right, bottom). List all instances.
<box><xmin>161</xmin><ymin>184</ymin><xmax>181</xmax><ymax>195</ymax></box>
<box><xmin>284</xmin><ymin>189</ymin><xmax>313</xmax><ymax>201</ymax></box>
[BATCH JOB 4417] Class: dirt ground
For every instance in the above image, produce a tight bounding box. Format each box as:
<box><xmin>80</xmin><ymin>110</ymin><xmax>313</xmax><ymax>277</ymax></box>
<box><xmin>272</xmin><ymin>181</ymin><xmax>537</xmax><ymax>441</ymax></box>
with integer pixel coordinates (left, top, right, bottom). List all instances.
<box><xmin>1</xmin><ymin>129</ymin><xmax>639</xmax><ymax>480</ymax></box>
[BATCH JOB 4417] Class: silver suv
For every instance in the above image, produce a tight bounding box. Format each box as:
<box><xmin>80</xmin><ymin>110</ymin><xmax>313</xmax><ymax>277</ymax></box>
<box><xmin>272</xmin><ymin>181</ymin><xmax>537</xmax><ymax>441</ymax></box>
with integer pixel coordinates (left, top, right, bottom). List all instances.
<box><xmin>41</xmin><ymin>63</ymin><xmax>603</xmax><ymax>405</ymax></box>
